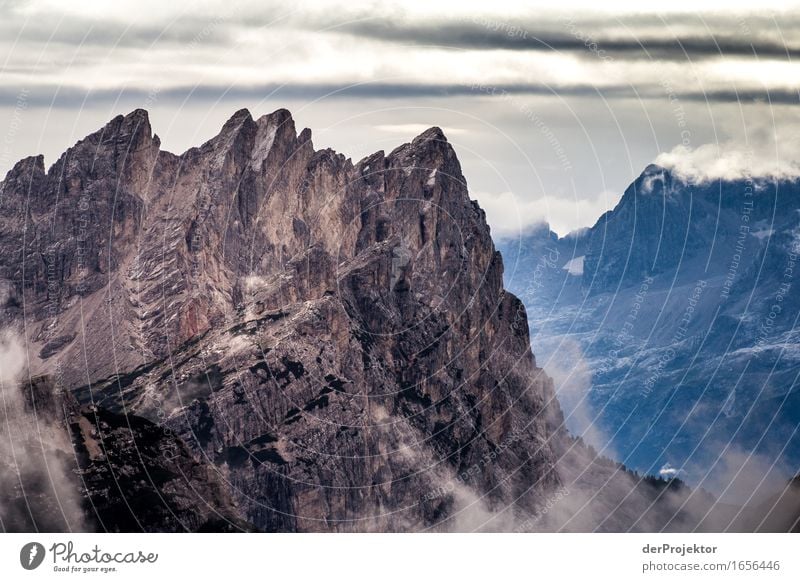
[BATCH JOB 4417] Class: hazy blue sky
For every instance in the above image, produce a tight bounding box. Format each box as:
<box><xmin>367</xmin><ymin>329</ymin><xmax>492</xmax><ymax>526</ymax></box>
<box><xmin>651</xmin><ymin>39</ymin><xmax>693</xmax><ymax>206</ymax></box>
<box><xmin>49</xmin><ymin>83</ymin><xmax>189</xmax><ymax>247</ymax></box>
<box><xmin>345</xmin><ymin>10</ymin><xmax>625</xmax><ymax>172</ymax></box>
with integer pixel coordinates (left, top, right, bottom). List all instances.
<box><xmin>2</xmin><ymin>0</ymin><xmax>800</xmax><ymax>235</ymax></box>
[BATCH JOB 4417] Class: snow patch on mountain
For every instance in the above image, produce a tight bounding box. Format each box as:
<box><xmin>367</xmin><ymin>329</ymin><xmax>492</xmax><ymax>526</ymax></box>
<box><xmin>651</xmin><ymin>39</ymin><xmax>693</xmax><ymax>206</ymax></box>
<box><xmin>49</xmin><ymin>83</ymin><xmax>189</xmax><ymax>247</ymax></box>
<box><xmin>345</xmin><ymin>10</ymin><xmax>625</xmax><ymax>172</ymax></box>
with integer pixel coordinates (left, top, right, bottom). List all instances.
<box><xmin>562</xmin><ymin>255</ymin><xmax>584</xmax><ymax>276</ymax></box>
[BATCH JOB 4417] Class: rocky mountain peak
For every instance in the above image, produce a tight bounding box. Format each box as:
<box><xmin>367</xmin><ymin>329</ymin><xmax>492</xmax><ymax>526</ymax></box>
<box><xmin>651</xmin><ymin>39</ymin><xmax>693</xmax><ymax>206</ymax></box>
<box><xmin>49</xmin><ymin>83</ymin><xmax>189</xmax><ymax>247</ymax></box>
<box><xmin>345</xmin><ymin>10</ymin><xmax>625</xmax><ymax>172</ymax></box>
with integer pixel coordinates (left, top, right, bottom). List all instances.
<box><xmin>209</xmin><ymin>107</ymin><xmax>256</xmax><ymax>148</ymax></box>
<box><xmin>0</xmin><ymin>107</ymin><xmax>569</xmax><ymax>531</ymax></box>
<box><xmin>392</xmin><ymin>125</ymin><xmax>455</xmax><ymax>164</ymax></box>
<box><xmin>627</xmin><ymin>162</ymin><xmax>674</xmax><ymax>197</ymax></box>
<box><xmin>103</xmin><ymin>107</ymin><xmax>158</xmax><ymax>152</ymax></box>
<box><xmin>1</xmin><ymin>154</ymin><xmax>45</xmax><ymax>190</ymax></box>
<box><xmin>121</xmin><ymin>107</ymin><xmax>152</xmax><ymax>130</ymax></box>
<box><xmin>413</xmin><ymin>125</ymin><xmax>448</xmax><ymax>144</ymax></box>
<box><xmin>641</xmin><ymin>162</ymin><xmax>667</xmax><ymax>176</ymax></box>
<box><xmin>256</xmin><ymin>106</ymin><xmax>293</xmax><ymax>128</ymax></box>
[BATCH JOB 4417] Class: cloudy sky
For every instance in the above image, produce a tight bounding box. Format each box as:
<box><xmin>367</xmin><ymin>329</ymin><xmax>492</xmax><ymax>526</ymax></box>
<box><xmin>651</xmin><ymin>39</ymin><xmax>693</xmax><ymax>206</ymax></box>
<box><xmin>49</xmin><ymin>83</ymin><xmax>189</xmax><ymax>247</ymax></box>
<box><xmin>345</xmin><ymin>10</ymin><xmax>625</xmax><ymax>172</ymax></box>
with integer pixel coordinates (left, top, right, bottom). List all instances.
<box><xmin>2</xmin><ymin>0</ymin><xmax>800</xmax><ymax>235</ymax></box>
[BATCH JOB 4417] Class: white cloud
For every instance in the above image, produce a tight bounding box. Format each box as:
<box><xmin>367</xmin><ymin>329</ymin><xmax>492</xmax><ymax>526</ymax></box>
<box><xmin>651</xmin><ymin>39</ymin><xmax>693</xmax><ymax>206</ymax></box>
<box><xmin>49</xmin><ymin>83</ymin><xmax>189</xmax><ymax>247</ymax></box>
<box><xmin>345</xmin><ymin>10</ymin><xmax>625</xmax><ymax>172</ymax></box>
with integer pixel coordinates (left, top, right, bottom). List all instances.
<box><xmin>537</xmin><ymin>337</ymin><xmax>618</xmax><ymax>458</ymax></box>
<box><xmin>476</xmin><ymin>189</ymin><xmax>616</xmax><ymax>238</ymax></box>
<box><xmin>656</xmin><ymin>141</ymin><xmax>800</xmax><ymax>183</ymax></box>
<box><xmin>374</xmin><ymin>123</ymin><xmax>467</xmax><ymax>136</ymax></box>
<box><xmin>659</xmin><ymin>463</ymin><xmax>680</xmax><ymax>478</ymax></box>
<box><xmin>0</xmin><ymin>329</ymin><xmax>25</xmax><ymax>387</ymax></box>
<box><xmin>0</xmin><ymin>330</ymin><xmax>85</xmax><ymax>530</ymax></box>
<box><xmin>25</xmin><ymin>0</ymin><xmax>800</xmax><ymax>21</ymax></box>
<box><xmin>641</xmin><ymin>170</ymin><xmax>667</xmax><ymax>194</ymax></box>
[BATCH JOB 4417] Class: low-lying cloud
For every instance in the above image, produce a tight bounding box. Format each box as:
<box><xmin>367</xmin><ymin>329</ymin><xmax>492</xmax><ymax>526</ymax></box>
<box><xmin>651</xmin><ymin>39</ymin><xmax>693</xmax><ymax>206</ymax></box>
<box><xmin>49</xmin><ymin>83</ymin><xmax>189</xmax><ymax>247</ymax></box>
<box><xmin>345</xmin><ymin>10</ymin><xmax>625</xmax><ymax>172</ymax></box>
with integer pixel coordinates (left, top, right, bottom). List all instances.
<box><xmin>0</xmin><ymin>330</ymin><xmax>84</xmax><ymax>532</ymax></box>
<box><xmin>477</xmin><ymin>189</ymin><xmax>614</xmax><ymax>238</ymax></box>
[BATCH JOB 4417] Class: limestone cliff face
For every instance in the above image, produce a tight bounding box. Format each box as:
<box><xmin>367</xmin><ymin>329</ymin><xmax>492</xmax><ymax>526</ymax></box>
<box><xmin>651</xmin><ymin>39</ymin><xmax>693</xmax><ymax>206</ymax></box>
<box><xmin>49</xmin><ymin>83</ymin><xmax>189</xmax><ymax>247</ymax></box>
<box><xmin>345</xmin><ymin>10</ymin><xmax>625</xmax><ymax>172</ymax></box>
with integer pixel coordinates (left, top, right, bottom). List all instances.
<box><xmin>0</xmin><ymin>109</ymin><xmax>563</xmax><ymax>531</ymax></box>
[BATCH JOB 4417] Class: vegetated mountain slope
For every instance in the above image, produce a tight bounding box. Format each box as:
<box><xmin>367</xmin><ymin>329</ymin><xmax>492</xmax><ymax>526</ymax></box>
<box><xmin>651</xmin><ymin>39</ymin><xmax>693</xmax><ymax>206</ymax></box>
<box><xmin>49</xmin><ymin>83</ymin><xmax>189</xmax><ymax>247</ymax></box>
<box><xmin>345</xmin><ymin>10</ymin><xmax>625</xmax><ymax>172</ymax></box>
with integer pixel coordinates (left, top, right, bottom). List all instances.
<box><xmin>499</xmin><ymin>164</ymin><xmax>800</xmax><ymax>505</ymax></box>
<box><xmin>1</xmin><ymin>111</ymin><xmax>783</xmax><ymax>531</ymax></box>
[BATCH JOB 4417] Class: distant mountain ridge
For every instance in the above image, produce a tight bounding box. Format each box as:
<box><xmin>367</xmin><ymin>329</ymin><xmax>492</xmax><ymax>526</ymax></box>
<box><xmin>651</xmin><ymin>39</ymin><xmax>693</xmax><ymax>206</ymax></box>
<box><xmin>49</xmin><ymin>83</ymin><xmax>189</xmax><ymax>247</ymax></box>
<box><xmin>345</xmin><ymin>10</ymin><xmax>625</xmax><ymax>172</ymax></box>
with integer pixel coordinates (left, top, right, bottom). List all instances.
<box><xmin>499</xmin><ymin>164</ymin><xmax>800</xmax><ymax>503</ymax></box>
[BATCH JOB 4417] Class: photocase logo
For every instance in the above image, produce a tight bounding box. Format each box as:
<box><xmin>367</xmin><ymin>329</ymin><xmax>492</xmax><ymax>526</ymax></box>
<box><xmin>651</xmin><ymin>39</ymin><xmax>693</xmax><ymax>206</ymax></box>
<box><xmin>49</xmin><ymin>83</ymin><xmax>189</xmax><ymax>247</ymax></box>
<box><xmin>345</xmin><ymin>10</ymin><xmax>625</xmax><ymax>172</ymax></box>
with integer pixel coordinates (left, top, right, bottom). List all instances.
<box><xmin>20</xmin><ymin>542</ymin><xmax>46</xmax><ymax>570</ymax></box>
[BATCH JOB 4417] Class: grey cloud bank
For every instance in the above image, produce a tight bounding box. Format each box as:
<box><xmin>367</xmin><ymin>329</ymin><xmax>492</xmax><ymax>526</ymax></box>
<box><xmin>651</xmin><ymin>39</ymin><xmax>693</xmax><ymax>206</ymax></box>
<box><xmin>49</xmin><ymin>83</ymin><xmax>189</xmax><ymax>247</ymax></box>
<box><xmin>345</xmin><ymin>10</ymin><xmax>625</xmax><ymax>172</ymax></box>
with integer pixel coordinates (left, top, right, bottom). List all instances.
<box><xmin>2</xmin><ymin>1</ymin><xmax>800</xmax><ymax>236</ymax></box>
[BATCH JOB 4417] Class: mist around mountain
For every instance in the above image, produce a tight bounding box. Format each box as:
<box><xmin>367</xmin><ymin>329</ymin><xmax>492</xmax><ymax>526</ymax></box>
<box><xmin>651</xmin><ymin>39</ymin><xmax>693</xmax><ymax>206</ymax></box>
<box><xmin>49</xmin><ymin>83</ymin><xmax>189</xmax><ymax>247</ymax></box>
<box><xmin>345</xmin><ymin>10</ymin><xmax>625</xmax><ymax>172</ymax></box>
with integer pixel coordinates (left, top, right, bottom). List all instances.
<box><xmin>0</xmin><ymin>110</ymin><xmax>797</xmax><ymax>532</ymax></box>
<box><xmin>499</xmin><ymin>163</ymin><xmax>800</xmax><ymax>518</ymax></box>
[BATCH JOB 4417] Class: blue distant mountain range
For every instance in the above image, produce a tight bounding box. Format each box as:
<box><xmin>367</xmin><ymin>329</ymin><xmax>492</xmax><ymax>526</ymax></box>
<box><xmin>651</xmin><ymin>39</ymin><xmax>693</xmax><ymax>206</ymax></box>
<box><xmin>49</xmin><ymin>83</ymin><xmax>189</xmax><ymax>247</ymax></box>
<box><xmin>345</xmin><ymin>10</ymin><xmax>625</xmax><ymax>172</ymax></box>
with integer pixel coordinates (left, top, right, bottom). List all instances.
<box><xmin>498</xmin><ymin>164</ymin><xmax>800</xmax><ymax>500</ymax></box>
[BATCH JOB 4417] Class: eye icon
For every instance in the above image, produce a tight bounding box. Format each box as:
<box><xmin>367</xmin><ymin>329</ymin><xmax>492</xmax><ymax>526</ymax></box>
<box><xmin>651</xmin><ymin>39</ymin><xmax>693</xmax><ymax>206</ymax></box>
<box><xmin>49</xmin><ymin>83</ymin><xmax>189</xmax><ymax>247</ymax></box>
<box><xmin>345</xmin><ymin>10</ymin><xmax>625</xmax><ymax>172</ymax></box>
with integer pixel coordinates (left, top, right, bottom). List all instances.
<box><xmin>20</xmin><ymin>542</ymin><xmax>46</xmax><ymax>570</ymax></box>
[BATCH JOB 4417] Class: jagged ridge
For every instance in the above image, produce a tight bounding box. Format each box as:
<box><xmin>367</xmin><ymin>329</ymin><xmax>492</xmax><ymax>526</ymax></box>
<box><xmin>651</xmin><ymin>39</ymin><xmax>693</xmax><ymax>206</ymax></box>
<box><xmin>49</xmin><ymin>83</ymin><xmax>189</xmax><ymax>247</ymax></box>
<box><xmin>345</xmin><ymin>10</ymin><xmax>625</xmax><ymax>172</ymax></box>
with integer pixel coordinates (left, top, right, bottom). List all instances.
<box><xmin>1</xmin><ymin>110</ymin><xmax>762</xmax><ymax>532</ymax></box>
